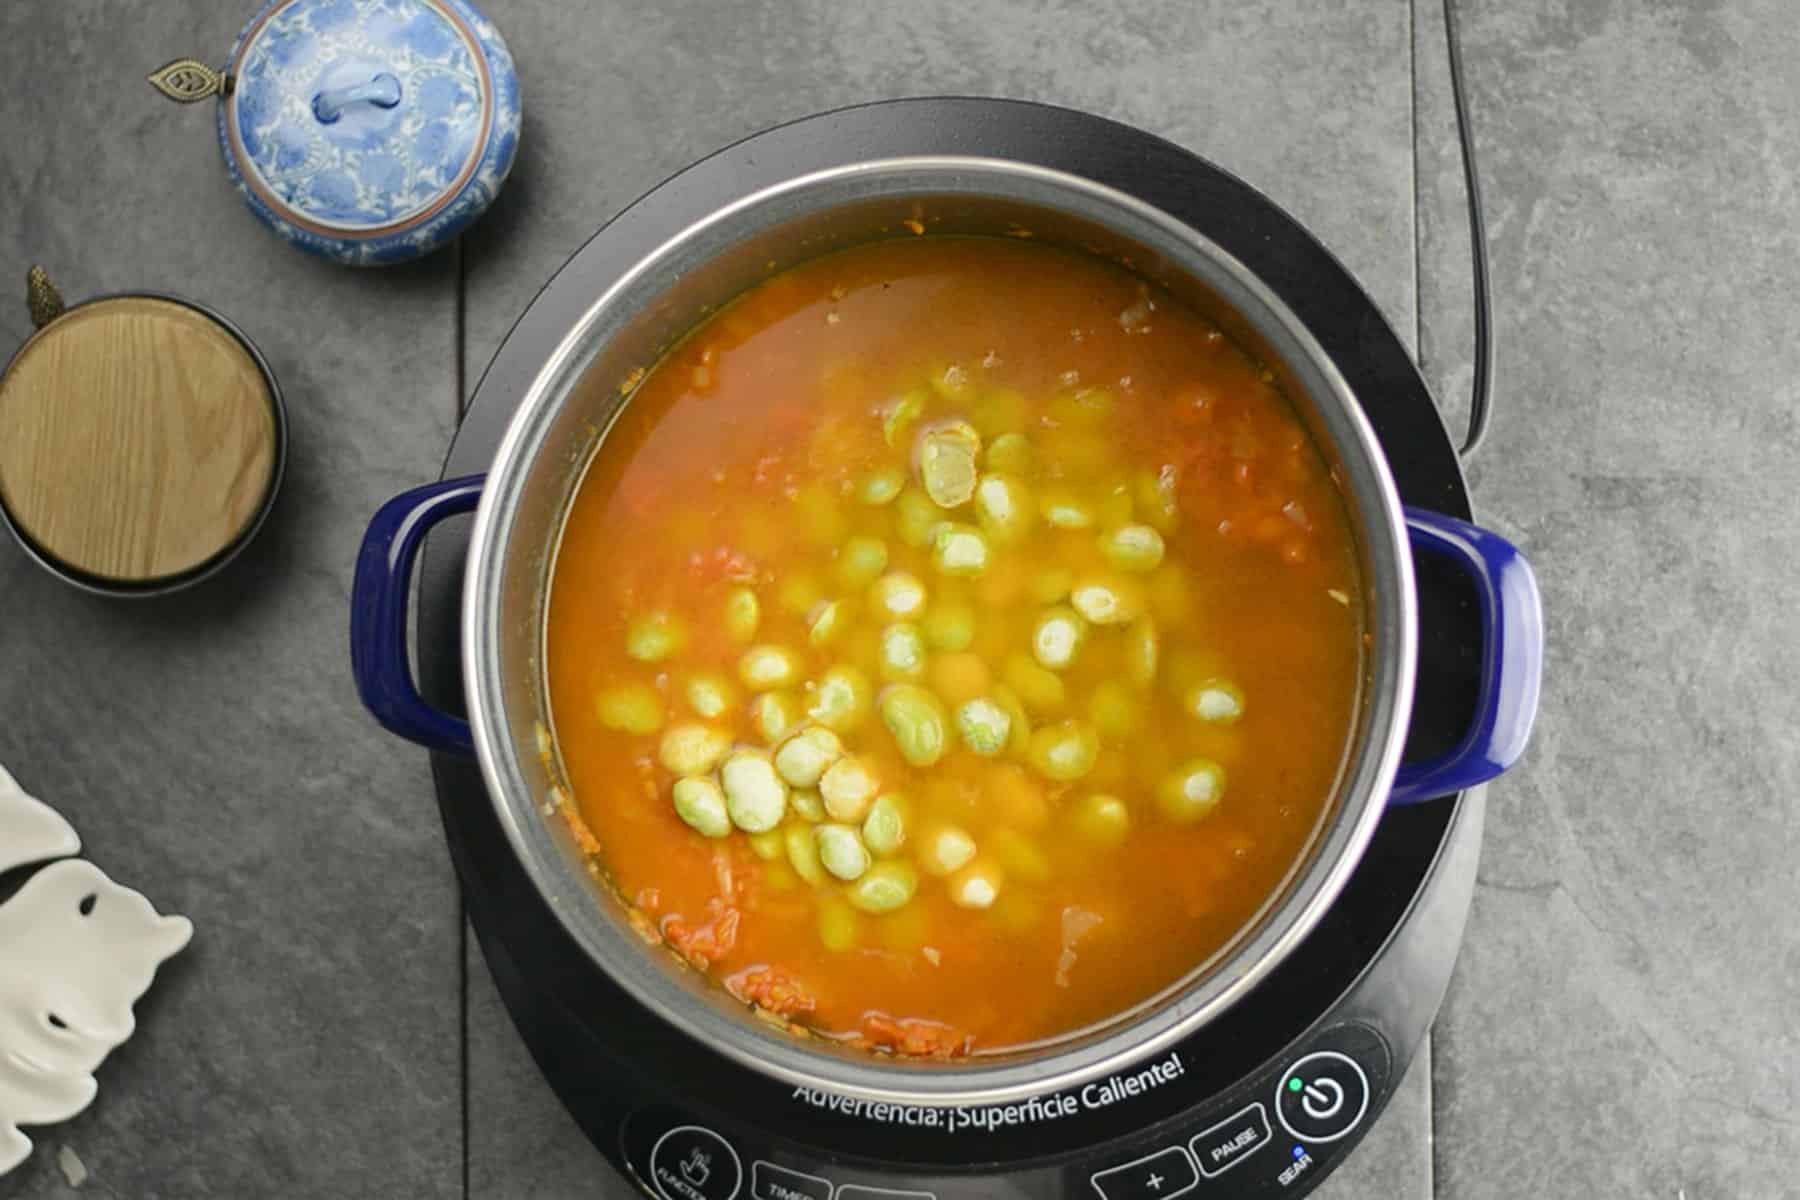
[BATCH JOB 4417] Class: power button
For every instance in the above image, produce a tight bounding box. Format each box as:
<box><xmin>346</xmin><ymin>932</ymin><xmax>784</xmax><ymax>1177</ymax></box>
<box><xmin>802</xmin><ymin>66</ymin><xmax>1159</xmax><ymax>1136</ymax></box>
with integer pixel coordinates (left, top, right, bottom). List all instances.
<box><xmin>1275</xmin><ymin>1051</ymin><xmax>1370</xmax><ymax>1144</ymax></box>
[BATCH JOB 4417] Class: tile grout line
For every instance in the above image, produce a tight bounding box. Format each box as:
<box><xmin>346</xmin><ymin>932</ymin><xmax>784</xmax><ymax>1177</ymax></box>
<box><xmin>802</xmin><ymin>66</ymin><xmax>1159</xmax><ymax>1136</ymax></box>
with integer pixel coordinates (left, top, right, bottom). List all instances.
<box><xmin>455</xmin><ymin>237</ymin><xmax>469</xmax><ymax>421</ymax></box>
<box><xmin>454</xmin><ymin>236</ymin><xmax>472</xmax><ymax>1200</ymax></box>
<box><xmin>1406</xmin><ymin>4</ymin><xmax>1441</xmax><ymax>1197</ymax></box>
<box><xmin>1409</xmin><ymin>0</ymin><xmax>1424</xmax><ymax>367</ymax></box>
<box><xmin>460</xmin><ymin>899</ymin><xmax>471</xmax><ymax>1200</ymax></box>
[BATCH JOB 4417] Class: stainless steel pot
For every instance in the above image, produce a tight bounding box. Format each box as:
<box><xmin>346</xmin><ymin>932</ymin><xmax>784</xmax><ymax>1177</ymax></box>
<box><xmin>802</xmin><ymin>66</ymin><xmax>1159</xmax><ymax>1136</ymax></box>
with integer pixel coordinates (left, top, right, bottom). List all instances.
<box><xmin>352</xmin><ymin>156</ymin><xmax>1542</xmax><ymax>1107</ymax></box>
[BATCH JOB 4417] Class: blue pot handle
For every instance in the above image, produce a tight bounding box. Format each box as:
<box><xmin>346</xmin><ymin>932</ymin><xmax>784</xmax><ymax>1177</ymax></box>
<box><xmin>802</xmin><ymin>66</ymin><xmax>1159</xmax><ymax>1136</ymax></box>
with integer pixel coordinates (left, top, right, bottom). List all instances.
<box><xmin>350</xmin><ymin>475</ymin><xmax>485</xmax><ymax>755</ymax></box>
<box><xmin>1388</xmin><ymin>508</ymin><xmax>1543</xmax><ymax>805</ymax></box>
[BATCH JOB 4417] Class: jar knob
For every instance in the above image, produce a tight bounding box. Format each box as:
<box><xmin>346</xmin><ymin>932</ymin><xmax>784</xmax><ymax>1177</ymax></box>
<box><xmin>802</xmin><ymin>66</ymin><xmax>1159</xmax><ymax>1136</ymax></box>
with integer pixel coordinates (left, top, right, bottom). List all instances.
<box><xmin>311</xmin><ymin>73</ymin><xmax>403</xmax><ymax>124</ymax></box>
<box><xmin>146</xmin><ymin>58</ymin><xmax>229</xmax><ymax>103</ymax></box>
<box><xmin>25</xmin><ymin>266</ymin><xmax>64</xmax><ymax>330</ymax></box>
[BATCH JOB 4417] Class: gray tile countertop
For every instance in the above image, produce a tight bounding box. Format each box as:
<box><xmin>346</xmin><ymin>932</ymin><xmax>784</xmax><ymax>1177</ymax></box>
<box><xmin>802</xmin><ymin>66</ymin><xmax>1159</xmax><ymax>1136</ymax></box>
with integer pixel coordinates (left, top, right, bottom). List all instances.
<box><xmin>1</xmin><ymin>1</ymin><xmax>1794</xmax><ymax>1196</ymax></box>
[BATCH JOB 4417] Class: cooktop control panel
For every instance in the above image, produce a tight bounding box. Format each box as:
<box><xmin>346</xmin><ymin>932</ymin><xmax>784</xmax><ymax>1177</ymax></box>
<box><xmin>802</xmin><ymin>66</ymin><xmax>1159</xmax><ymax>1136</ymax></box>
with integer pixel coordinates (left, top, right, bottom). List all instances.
<box><xmin>1081</xmin><ymin>1025</ymin><xmax>1390</xmax><ymax>1198</ymax></box>
<box><xmin>620</xmin><ymin>1023</ymin><xmax>1393</xmax><ymax>1199</ymax></box>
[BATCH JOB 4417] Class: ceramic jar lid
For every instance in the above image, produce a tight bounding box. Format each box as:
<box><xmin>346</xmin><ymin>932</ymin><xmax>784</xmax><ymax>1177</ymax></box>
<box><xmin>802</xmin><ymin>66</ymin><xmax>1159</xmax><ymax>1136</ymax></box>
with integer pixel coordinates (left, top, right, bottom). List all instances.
<box><xmin>0</xmin><ymin>269</ymin><xmax>286</xmax><ymax>595</ymax></box>
<box><xmin>149</xmin><ymin>0</ymin><xmax>520</xmax><ymax>266</ymax></box>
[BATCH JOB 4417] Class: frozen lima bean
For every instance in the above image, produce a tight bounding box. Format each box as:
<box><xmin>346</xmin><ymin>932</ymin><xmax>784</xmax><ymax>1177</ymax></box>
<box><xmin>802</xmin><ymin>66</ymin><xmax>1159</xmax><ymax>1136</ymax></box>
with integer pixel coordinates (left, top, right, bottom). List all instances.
<box><xmin>880</xmin><ymin>684</ymin><xmax>950</xmax><ymax>767</ymax></box>
<box><xmin>869</xmin><ymin>571</ymin><xmax>929</xmax><ymax>620</ymax></box>
<box><xmin>671</xmin><ymin>777</ymin><xmax>731</xmax><ymax>838</ymax></box>
<box><xmin>596</xmin><ymin>682</ymin><xmax>664</xmax><ymax>734</ymax></box>
<box><xmin>1098</xmin><ymin>523</ymin><xmax>1166</xmax><ymax>571</ymax></box>
<box><xmin>659</xmin><ymin>723</ymin><xmax>732</xmax><ymax>776</ymax></box>
<box><xmin>914</xmin><ymin>420</ymin><xmax>982</xmax><ymax>508</ymax></box>
<box><xmin>847</xmin><ymin>860</ymin><xmax>918</xmax><ymax>913</ymax></box>
<box><xmin>1186</xmin><ymin>679</ymin><xmax>1246</xmax><ymax>725</ymax></box>
<box><xmin>723</xmin><ymin>587</ymin><xmax>761</xmax><ymax>643</ymax></box>
<box><xmin>816</xmin><ymin>824</ymin><xmax>872</xmax><ymax>881</ymax></box>
<box><xmin>774</xmin><ymin>726</ymin><xmax>844</xmax><ymax>788</ymax></box>
<box><xmin>1157</xmin><ymin>758</ymin><xmax>1226</xmax><ymax>823</ymax></box>
<box><xmin>721</xmin><ymin>750</ymin><xmax>789</xmax><ymax>832</ymax></box>
<box><xmin>956</xmin><ymin>697</ymin><xmax>1012</xmax><ymax>756</ymax></box>
<box><xmin>626</xmin><ymin>612</ymin><xmax>687</xmax><ymax>662</ymax></box>
<box><xmin>683</xmin><ymin>673</ymin><xmax>736</xmax><ymax>720</ymax></box>
<box><xmin>862</xmin><ymin>794</ymin><xmax>909</xmax><ymax>857</ymax></box>
<box><xmin>739</xmin><ymin>644</ymin><xmax>800</xmax><ymax>690</ymax></box>
<box><xmin>808</xmin><ymin>665</ymin><xmax>874</xmax><ymax>732</ymax></box>
<box><xmin>819</xmin><ymin>755</ymin><xmax>881</xmax><ymax>822</ymax></box>
<box><xmin>879</xmin><ymin>623</ymin><xmax>928</xmax><ymax>681</ymax></box>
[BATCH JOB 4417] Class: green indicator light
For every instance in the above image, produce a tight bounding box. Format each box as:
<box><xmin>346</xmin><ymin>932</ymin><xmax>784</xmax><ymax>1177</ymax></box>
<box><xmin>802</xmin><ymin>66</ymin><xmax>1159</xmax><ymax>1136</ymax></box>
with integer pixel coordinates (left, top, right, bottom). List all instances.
<box><xmin>1287</xmin><ymin>1078</ymin><xmax>1303</xmax><ymax>1093</ymax></box>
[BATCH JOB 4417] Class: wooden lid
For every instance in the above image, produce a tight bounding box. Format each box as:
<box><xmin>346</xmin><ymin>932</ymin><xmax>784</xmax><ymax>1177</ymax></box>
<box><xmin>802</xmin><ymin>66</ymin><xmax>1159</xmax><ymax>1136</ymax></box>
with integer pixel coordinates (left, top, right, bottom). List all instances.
<box><xmin>0</xmin><ymin>296</ymin><xmax>279</xmax><ymax>585</ymax></box>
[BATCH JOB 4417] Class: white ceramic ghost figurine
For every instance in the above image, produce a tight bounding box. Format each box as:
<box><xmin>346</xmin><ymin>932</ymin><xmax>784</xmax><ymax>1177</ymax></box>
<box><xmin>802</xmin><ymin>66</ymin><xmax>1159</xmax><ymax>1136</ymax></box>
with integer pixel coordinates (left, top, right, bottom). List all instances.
<box><xmin>0</xmin><ymin>765</ymin><xmax>192</xmax><ymax>1174</ymax></box>
<box><xmin>0</xmin><ymin>765</ymin><xmax>79</xmax><ymax>874</ymax></box>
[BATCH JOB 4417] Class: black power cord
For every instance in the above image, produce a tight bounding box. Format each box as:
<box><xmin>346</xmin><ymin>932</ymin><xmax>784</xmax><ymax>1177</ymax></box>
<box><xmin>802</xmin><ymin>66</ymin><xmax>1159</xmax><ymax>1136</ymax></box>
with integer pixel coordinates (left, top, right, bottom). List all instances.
<box><xmin>1442</xmin><ymin>0</ymin><xmax>1493</xmax><ymax>458</ymax></box>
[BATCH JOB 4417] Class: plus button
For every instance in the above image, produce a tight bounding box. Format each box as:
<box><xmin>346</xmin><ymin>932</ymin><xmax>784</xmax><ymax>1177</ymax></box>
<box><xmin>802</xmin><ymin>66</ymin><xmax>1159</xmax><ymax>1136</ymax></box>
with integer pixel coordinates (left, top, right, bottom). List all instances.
<box><xmin>1089</xmin><ymin>1146</ymin><xmax>1199</xmax><ymax>1199</ymax></box>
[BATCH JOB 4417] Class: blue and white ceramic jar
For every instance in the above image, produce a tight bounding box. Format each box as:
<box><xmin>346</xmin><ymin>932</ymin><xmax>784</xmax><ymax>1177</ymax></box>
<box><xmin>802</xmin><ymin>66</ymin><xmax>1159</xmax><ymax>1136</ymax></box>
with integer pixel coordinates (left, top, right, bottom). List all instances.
<box><xmin>149</xmin><ymin>0</ymin><xmax>520</xmax><ymax>266</ymax></box>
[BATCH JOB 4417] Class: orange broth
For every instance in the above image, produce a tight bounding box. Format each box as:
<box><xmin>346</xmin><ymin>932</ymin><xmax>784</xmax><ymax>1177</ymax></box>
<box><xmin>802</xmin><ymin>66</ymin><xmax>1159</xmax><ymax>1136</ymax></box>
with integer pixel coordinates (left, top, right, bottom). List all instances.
<box><xmin>544</xmin><ymin>237</ymin><xmax>1363</xmax><ymax>1056</ymax></box>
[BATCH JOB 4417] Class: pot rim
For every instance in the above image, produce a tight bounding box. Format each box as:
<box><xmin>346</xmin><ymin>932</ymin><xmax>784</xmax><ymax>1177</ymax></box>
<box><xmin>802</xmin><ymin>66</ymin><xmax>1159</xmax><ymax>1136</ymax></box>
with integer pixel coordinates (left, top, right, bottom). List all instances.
<box><xmin>460</xmin><ymin>155</ymin><xmax>1418</xmax><ymax>1106</ymax></box>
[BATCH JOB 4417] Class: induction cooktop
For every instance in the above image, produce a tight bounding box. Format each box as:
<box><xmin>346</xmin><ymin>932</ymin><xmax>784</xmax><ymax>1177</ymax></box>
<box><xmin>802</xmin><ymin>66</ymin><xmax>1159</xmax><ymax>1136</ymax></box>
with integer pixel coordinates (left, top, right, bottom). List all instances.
<box><xmin>410</xmin><ymin>95</ymin><xmax>1492</xmax><ymax>1198</ymax></box>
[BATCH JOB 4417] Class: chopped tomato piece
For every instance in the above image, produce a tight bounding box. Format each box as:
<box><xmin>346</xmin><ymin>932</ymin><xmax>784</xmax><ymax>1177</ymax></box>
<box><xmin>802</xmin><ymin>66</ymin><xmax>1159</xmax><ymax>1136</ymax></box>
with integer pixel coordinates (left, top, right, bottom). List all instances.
<box><xmin>856</xmin><ymin>1013</ymin><xmax>973</xmax><ymax>1059</ymax></box>
<box><xmin>726</xmin><ymin>966</ymin><xmax>817</xmax><ymax>1017</ymax></box>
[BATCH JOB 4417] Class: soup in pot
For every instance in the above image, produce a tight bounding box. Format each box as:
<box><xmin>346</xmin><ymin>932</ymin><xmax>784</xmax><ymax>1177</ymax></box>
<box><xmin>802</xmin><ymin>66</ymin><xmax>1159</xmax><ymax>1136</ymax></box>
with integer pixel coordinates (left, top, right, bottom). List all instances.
<box><xmin>544</xmin><ymin>236</ymin><xmax>1363</xmax><ymax>1056</ymax></box>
